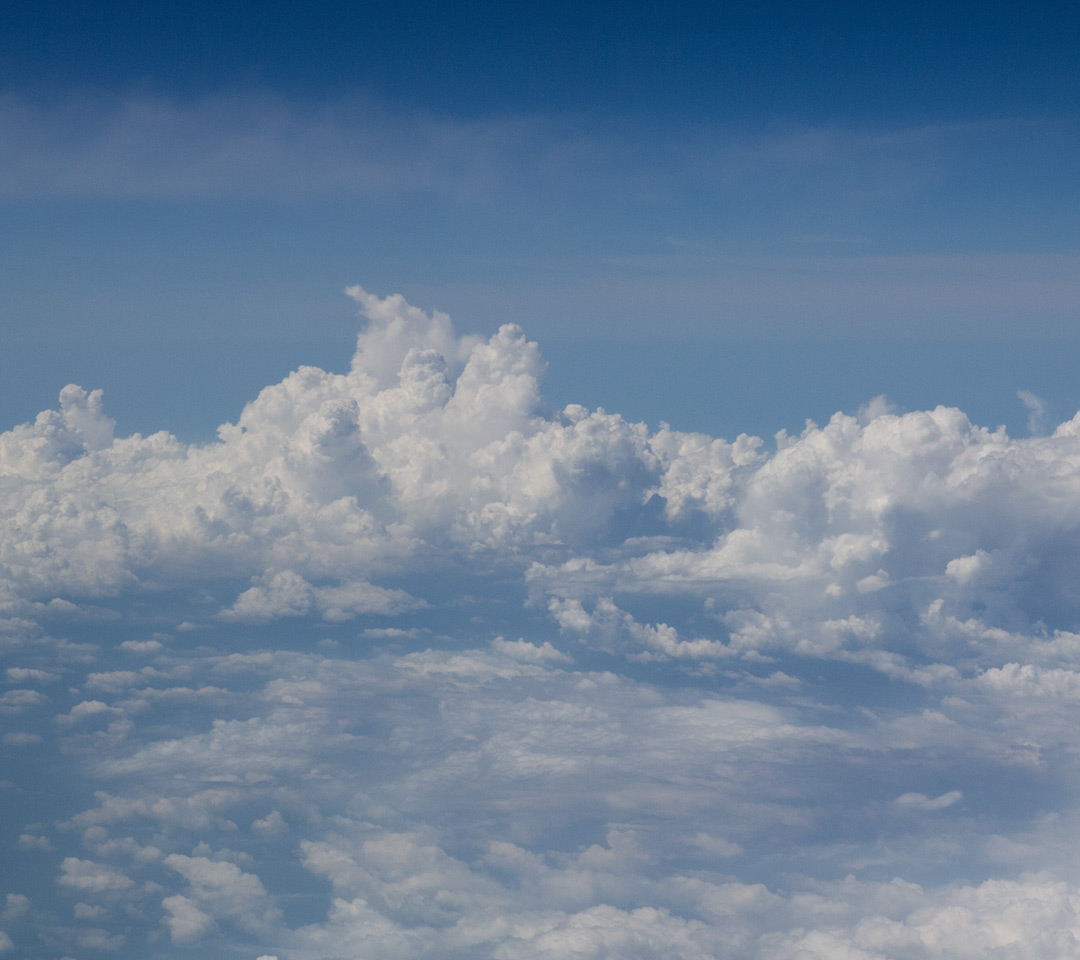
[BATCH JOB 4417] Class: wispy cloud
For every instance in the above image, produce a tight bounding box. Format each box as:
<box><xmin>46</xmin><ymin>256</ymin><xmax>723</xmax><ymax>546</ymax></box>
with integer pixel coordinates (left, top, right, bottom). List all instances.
<box><xmin>1</xmin><ymin>90</ymin><xmax>1072</xmax><ymax>223</ymax></box>
<box><xmin>1018</xmin><ymin>388</ymin><xmax>1048</xmax><ymax>435</ymax></box>
<box><xmin>0</xmin><ymin>90</ymin><xmax>572</xmax><ymax>201</ymax></box>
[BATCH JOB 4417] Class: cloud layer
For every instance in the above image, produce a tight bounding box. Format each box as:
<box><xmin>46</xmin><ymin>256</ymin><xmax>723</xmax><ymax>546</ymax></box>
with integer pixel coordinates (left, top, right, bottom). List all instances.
<box><xmin>5</xmin><ymin>289</ymin><xmax>1080</xmax><ymax>957</ymax></box>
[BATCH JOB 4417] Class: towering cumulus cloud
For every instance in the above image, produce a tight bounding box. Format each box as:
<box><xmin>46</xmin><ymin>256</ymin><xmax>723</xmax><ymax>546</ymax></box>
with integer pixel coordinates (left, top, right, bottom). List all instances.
<box><xmin>4</xmin><ymin>289</ymin><xmax>1080</xmax><ymax>957</ymax></box>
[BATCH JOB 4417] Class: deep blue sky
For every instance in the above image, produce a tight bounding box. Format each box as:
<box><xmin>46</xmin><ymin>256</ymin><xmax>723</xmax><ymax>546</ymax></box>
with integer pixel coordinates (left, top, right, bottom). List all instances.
<box><xmin>2</xmin><ymin>1</ymin><xmax>1078</xmax><ymax>440</ymax></box>
<box><xmin>5</xmin><ymin>1</ymin><xmax>1077</xmax><ymax>120</ymax></box>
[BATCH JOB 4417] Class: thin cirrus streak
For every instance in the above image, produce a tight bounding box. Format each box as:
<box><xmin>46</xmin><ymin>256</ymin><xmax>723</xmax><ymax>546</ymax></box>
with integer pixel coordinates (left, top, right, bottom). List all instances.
<box><xmin>4</xmin><ymin>287</ymin><xmax>1080</xmax><ymax>957</ymax></box>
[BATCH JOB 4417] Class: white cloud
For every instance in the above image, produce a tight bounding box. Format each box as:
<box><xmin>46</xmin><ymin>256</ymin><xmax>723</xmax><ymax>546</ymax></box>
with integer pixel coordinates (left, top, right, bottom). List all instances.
<box><xmin>119</xmin><ymin>639</ymin><xmax>163</xmax><ymax>654</ymax></box>
<box><xmin>8</xmin><ymin>285</ymin><xmax>1080</xmax><ymax>672</ymax></box>
<box><xmin>490</xmin><ymin>637</ymin><xmax>572</xmax><ymax>663</ymax></box>
<box><xmin>0</xmin><ymin>289</ymin><xmax>649</xmax><ymax>610</ymax></box>
<box><xmin>550</xmin><ymin>595</ymin><xmax>730</xmax><ymax>660</ymax></box>
<box><xmin>18</xmin><ymin>834</ymin><xmax>52</xmax><ymax>852</ymax></box>
<box><xmin>221</xmin><ymin>570</ymin><xmax>315</xmax><ymax>622</ymax></box>
<box><xmin>894</xmin><ymin>791</ymin><xmax>963</xmax><ymax>811</ymax></box>
<box><xmin>251</xmin><ymin>810</ymin><xmax>286</xmax><ymax>835</ymax></box>
<box><xmin>6</xmin><ymin>667</ymin><xmax>58</xmax><ymax>682</ymax></box>
<box><xmin>692</xmin><ymin>834</ymin><xmax>744</xmax><ymax>858</ymax></box>
<box><xmin>1</xmin><ymin>895</ymin><xmax>29</xmax><ymax>922</ymax></box>
<box><xmin>56</xmin><ymin>700</ymin><xmax>115</xmax><ymax>724</ymax></box>
<box><xmin>9</xmin><ymin>288</ymin><xmax>1080</xmax><ymax>957</ymax></box>
<box><xmin>1018</xmin><ymin>389</ymin><xmax>1048</xmax><ymax>436</ymax></box>
<box><xmin>56</xmin><ymin>859</ymin><xmax>133</xmax><ymax>894</ymax></box>
<box><xmin>161</xmin><ymin>895</ymin><xmax>215</xmax><ymax>943</ymax></box>
<box><xmin>2</xmin><ymin>624</ymin><xmax>1079</xmax><ymax>957</ymax></box>
<box><xmin>164</xmin><ymin>855</ymin><xmax>281</xmax><ymax>937</ymax></box>
<box><xmin>0</xmin><ymin>689</ymin><xmax>46</xmax><ymax>712</ymax></box>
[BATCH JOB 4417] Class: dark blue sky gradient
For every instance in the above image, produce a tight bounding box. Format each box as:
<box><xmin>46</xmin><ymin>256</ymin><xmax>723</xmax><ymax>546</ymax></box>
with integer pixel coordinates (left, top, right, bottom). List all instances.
<box><xmin>4</xmin><ymin>1</ymin><xmax>1077</xmax><ymax>120</ymax></box>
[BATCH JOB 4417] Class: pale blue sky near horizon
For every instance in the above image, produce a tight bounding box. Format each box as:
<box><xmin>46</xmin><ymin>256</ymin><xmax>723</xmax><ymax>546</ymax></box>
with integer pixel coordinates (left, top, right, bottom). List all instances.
<box><xmin>5</xmin><ymin>334</ymin><xmax>1080</xmax><ymax>446</ymax></box>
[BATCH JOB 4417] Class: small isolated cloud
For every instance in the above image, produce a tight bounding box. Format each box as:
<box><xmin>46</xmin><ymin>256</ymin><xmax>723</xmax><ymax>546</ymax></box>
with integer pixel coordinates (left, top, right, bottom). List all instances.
<box><xmin>361</xmin><ymin>627</ymin><xmax>421</xmax><ymax>640</ymax></box>
<box><xmin>221</xmin><ymin>572</ymin><xmax>423</xmax><ymax>623</ymax></box>
<box><xmin>692</xmin><ymin>832</ymin><xmax>744</xmax><ymax>857</ymax></box>
<box><xmin>745</xmin><ymin>670</ymin><xmax>801</xmax><ymax>688</ymax></box>
<box><xmin>490</xmin><ymin>637</ymin><xmax>572</xmax><ymax>663</ymax></box>
<box><xmin>73</xmin><ymin>902</ymin><xmax>105</xmax><ymax>920</ymax></box>
<box><xmin>251</xmin><ymin>811</ymin><xmax>286</xmax><ymax>836</ymax></box>
<box><xmin>56</xmin><ymin>858</ymin><xmax>133</xmax><ymax>893</ymax></box>
<box><xmin>0</xmin><ymin>690</ymin><xmax>46</xmax><ymax>713</ymax></box>
<box><xmin>17</xmin><ymin>834</ymin><xmax>52</xmax><ymax>852</ymax></box>
<box><xmin>161</xmin><ymin>895</ymin><xmax>215</xmax><ymax>943</ymax></box>
<box><xmin>2</xmin><ymin>894</ymin><xmax>29</xmax><ymax>922</ymax></box>
<box><xmin>163</xmin><ymin>854</ymin><xmax>280</xmax><ymax>936</ymax></box>
<box><xmin>220</xmin><ymin>571</ymin><xmax>314</xmax><ymax>623</ymax></box>
<box><xmin>314</xmin><ymin>580</ymin><xmax>426</xmax><ymax>621</ymax></box>
<box><xmin>6</xmin><ymin>667</ymin><xmax>58</xmax><ymax>683</ymax></box>
<box><xmin>895</xmin><ymin>790</ymin><xmax>963</xmax><ymax>811</ymax></box>
<box><xmin>56</xmin><ymin>701</ymin><xmax>114</xmax><ymax>724</ymax></box>
<box><xmin>119</xmin><ymin>639</ymin><xmax>163</xmax><ymax>654</ymax></box>
<box><xmin>85</xmin><ymin>671</ymin><xmax>143</xmax><ymax>693</ymax></box>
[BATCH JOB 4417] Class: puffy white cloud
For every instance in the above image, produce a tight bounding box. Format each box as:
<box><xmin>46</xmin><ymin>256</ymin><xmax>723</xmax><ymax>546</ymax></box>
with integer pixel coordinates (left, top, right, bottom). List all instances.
<box><xmin>118</xmin><ymin>638</ymin><xmax>163</xmax><ymax>654</ymax></box>
<box><xmin>489</xmin><ymin>637</ymin><xmax>572</xmax><ymax>664</ymax></box>
<box><xmin>17</xmin><ymin>834</ymin><xmax>52</xmax><ymax>852</ymax></box>
<box><xmin>73</xmin><ymin>902</ymin><xmax>104</xmax><ymax>920</ymax></box>
<box><xmin>161</xmin><ymin>894</ymin><xmax>215</xmax><ymax>942</ymax></box>
<box><xmin>9</xmin><ymin>289</ymin><xmax>1080</xmax><ymax>958</ymax></box>
<box><xmin>6</xmin><ymin>667</ymin><xmax>58</xmax><ymax>682</ymax></box>
<box><xmin>56</xmin><ymin>700</ymin><xmax>116</xmax><ymax>724</ymax></box>
<box><xmin>894</xmin><ymin>791</ymin><xmax>963</xmax><ymax>811</ymax></box>
<box><xmin>221</xmin><ymin>570</ymin><xmax>424</xmax><ymax>623</ymax></box>
<box><xmin>762</xmin><ymin>875</ymin><xmax>1080</xmax><ymax>960</ymax></box>
<box><xmin>7</xmin><ymin>285</ymin><xmax>1079</xmax><ymax>676</ymax></box>
<box><xmin>0</xmin><ymin>288</ymin><xmax>680</xmax><ymax>620</ymax></box>
<box><xmin>56</xmin><ymin>859</ymin><xmax>133</xmax><ymax>894</ymax></box>
<box><xmin>550</xmin><ymin>595</ymin><xmax>730</xmax><ymax>660</ymax></box>
<box><xmin>0</xmin><ymin>689</ymin><xmax>45</xmax><ymax>712</ymax></box>
<box><xmin>1</xmin><ymin>895</ymin><xmax>28</xmax><ymax>922</ymax></box>
<box><xmin>164</xmin><ymin>854</ymin><xmax>280</xmax><ymax>936</ymax></box>
<box><xmin>251</xmin><ymin>810</ymin><xmax>286</xmax><ymax>835</ymax></box>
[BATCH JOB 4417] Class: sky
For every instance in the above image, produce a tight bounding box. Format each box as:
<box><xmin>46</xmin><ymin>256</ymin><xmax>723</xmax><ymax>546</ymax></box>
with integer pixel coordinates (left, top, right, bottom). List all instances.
<box><xmin>3</xmin><ymin>2</ymin><xmax>1080</xmax><ymax>958</ymax></box>
<box><xmin>2</xmin><ymin>0</ymin><xmax>1079</xmax><ymax>438</ymax></box>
